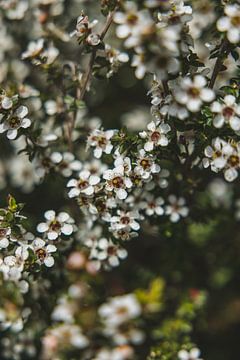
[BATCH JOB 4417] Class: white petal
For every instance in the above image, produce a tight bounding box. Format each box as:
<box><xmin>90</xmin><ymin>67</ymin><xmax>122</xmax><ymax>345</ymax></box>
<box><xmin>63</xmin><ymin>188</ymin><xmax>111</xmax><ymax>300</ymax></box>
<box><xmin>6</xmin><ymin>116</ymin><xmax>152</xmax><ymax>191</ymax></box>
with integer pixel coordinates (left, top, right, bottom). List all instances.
<box><xmin>230</xmin><ymin>116</ymin><xmax>240</xmax><ymax>131</ymax></box>
<box><xmin>227</xmin><ymin>28</ymin><xmax>240</xmax><ymax>44</ymax></box>
<box><xmin>116</xmin><ymin>188</ymin><xmax>128</xmax><ymax>199</ymax></box>
<box><xmin>217</xmin><ymin>17</ymin><xmax>230</xmax><ymax>32</ymax></box>
<box><xmin>44</xmin><ymin>256</ymin><xmax>54</xmax><ymax>267</ymax></box>
<box><xmin>61</xmin><ymin>224</ymin><xmax>73</xmax><ymax>235</ymax></box>
<box><xmin>44</xmin><ymin>210</ymin><xmax>56</xmax><ymax>221</ymax></box>
<box><xmin>15</xmin><ymin>105</ymin><xmax>28</xmax><ymax>118</ymax></box>
<box><xmin>57</xmin><ymin>212</ymin><xmax>69</xmax><ymax>222</ymax></box>
<box><xmin>201</xmin><ymin>88</ymin><xmax>215</xmax><ymax>102</ymax></box>
<box><xmin>37</xmin><ymin>223</ymin><xmax>48</xmax><ymax>233</ymax></box>
<box><xmin>7</xmin><ymin>129</ymin><xmax>18</xmax><ymax>140</ymax></box>
<box><xmin>21</xmin><ymin>118</ymin><xmax>31</xmax><ymax>128</ymax></box>
<box><xmin>48</xmin><ymin>231</ymin><xmax>58</xmax><ymax>240</ymax></box>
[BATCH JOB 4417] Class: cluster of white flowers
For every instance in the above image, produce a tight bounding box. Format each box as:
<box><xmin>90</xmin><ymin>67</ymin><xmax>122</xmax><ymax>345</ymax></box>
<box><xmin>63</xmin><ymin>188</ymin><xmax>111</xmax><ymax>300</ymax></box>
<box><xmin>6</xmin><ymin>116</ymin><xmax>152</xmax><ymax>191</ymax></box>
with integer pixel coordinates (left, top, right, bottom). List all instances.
<box><xmin>178</xmin><ymin>347</ymin><xmax>203</xmax><ymax>360</ymax></box>
<box><xmin>217</xmin><ymin>4</ymin><xmax>240</xmax><ymax>44</ymax></box>
<box><xmin>203</xmin><ymin>138</ymin><xmax>240</xmax><ymax>182</ymax></box>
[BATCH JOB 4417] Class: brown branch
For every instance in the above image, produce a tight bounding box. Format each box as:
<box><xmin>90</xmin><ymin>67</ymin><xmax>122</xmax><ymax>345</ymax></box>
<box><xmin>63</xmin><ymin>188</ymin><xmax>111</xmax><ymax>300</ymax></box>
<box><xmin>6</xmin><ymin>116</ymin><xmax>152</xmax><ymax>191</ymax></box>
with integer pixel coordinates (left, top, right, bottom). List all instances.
<box><xmin>209</xmin><ymin>38</ymin><xmax>229</xmax><ymax>89</ymax></box>
<box><xmin>67</xmin><ymin>9</ymin><xmax>116</xmax><ymax>150</ymax></box>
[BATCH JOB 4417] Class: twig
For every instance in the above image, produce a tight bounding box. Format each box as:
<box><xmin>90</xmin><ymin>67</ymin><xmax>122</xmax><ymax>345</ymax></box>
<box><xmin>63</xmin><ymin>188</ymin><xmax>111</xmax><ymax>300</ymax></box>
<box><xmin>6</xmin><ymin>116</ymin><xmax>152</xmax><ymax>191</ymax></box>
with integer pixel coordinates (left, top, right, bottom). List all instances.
<box><xmin>209</xmin><ymin>38</ymin><xmax>229</xmax><ymax>89</ymax></box>
<box><xmin>67</xmin><ymin>9</ymin><xmax>116</xmax><ymax>150</ymax></box>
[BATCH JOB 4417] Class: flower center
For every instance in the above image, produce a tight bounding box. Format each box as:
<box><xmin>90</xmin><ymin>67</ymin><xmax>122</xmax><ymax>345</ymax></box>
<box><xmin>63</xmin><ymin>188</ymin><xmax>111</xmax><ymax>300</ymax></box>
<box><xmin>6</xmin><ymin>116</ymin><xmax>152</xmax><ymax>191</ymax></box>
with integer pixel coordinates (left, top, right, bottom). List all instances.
<box><xmin>78</xmin><ymin>180</ymin><xmax>89</xmax><ymax>190</ymax></box>
<box><xmin>151</xmin><ymin>131</ymin><xmax>161</xmax><ymax>142</ymax></box>
<box><xmin>231</xmin><ymin>16</ymin><xmax>240</xmax><ymax>27</ymax></box>
<box><xmin>223</xmin><ymin>106</ymin><xmax>234</xmax><ymax>118</ymax></box>
<box><xmin>0</xmin><ymin>228</ymin><xmax>7</xmax><ymax>239</ymax></box>
<box><xmin>112</xmin><ymin>176</ymin><xmax>124</xmax><ymax>188</ymax></box>
<box><xmin>228</xmin><ymin>155</ymin><xmax>240</xmax><ymax>167</ymax></box>
<box><xmin>36</xmin><ymin>248</ymin><xmax>47</xmax><ymax>261</ymax></box>
<box><xmin>140</xmin><ymin>158</ymin><xmax>151</xmax><ymax>169</ymax></box>
<box><xmin>127</xmin><ymin>13</ymin><xmax>138</xmax><ymax>25</ymax></box>
<box><xmin>188</xmin><ymin>87</ymin><xmax>200</xmax><ymax>98</ymax></box>
<box><xmin>50</xmin><ymin>220</ymin><xmax>61</xmax><ymax>232</ymax></box>
<box><xmin>8</xmin><ymin>116</ymin><xmax>21</xmax><ymax>129</ymax></box>
<box><xmin>121</xmin><ymin>216</ymin><xmax>130</xmax><ymax>225</ymax></box>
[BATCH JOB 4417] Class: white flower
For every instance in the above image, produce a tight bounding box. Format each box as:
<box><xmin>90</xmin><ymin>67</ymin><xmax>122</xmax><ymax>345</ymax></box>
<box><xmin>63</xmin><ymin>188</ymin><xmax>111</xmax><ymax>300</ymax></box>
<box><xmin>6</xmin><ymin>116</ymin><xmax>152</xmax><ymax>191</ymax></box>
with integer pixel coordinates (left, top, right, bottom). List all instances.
<box><xmin>1</xmin><ymin>0</ymin><xmax>28</xmax><ymax>20</ymax></box>
<box><xmin>50</xmin><ymin>152</ymin><xmax>82</xmax><ymax>177</ymax></box>
<box><xmin>174</xmin><ymin>75</ymin><xmax>215</xmax><ymax>112</ymax></box>
<box><xmin>114</xmin><ymin>1</ymin><xmax>154</xmax><ymax>48</ymax></box>
<box><xmin>103</xmin><ymin>166</ymin><xmax>132</xmax><ymax>200</ymax></box>
<box><xmin>165</xmin><ymin>195</ymin><xmax>189</xmax><ymax>222</ymax></box>
<box><xmin>98</xmin><ymin>293</ymin><xmax>141</xmax><ymax>327</ymax></box>
<box><xmin>140</xmin><ymin>121</ymin><xmax>171</xmax><ymax>151</ymax></box>
<box><xmin>87</xmin><ymin>129</ymin><xmax>115</xmax><ymax>158</ymax></box>
<box><xmin>67</xmin><ymin>170</ymin><xmax>100</xmax><ymax>198</ymax></box>
<box><xmin>37</xmin><ymin>210</ymin><xmax>75</xmax><ymax>240</ymax></box>
<box><xmin>134</xmin><ymin>149</ymin><xmax>160</xmax><ymax>179</ymax></box>
<box><xmin>48</xmin><ymin>324</ymin><xmax>89</xmax><ymax>349</ymax></box>
<box><xmin>178</xmin><ymin>347</ymin><xmax>203</xmax><ymax>360</ymax></box>
<box><xmin>110</xmin><ymin>210</ymin><xmax>141</xmax><ymax>231</ymax></box>
<box><xmin>217</xmin><ymin>4</ymin><xmax>240</xmax><ymax>44</ymax></box>
<box><xmin>0</xmin><ymin>95</ymin><xmax>13</xmax><ymax>110</ymax></box>
<box><xmin>211</xmin><ymin>95</ymin><xmax>240</xmax><ymax>131</ymax></box>
<box><xmin>0</xmin><ymin>105</ymin><xmax>31</xmax><ymax>140</ymax></box>
<box><xmin>140</xmin><ymin>194</ymin><xmax>164</xmax><ymax>216</ymax></box>
<box><xmin>90</xmin><ymin>238</ymin><xmax>128</xmax><ymax>268</ymax></box>
<box><xmin>33</xmin><ymin>238</ymin><xmax>57</xmax><ymax>267</ymax></box>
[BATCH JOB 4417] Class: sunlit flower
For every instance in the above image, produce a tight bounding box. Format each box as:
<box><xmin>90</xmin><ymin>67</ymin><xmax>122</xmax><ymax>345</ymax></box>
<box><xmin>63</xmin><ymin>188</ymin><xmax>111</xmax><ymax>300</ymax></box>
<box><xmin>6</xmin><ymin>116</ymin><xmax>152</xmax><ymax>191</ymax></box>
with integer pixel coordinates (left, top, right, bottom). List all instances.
<box><xmin>37</xmin><ymin>210</ymin><xmax>75</xmax><ymax>240</ymax></box>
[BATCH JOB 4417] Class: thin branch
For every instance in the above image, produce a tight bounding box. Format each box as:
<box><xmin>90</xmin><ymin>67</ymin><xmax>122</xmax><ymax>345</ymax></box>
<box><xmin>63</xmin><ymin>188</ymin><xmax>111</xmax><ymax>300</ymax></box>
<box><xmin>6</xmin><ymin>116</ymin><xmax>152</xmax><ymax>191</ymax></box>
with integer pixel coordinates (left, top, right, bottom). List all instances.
<box><xmin>67</xmin><ymin>9</ymin><xmax>116</xmax><ymax>150</ymax></box>
<box><xmin>209</xmin><ymin>38</ymin><xmax>229</xmax><ymax>89</ymax></box>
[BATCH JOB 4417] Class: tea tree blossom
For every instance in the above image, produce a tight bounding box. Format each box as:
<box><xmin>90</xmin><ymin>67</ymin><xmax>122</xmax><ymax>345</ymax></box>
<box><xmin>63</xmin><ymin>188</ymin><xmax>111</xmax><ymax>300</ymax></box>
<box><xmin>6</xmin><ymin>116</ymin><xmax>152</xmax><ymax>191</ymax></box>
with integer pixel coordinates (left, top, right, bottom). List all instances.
<box><xmin>217</xmin><ymin>4</ymin><xmax>240</xmax><ymax>44</ymax></box>
<box><xmin>0</xmin><ymin>105</ymin><xmax>31</xmax><ymax>140</ymax></box>
<box><xmin>37</xmin><ymin>210</ymin><xmax>75</xmax><ymax>240</ymax></box>
<box><xmin>0</xmin><ymin>228</ymin><xmax>11</xmax><ymax>249</ymax></box>
<box><xmin>134</xmin><ymin>149</ymin><xmax>160</xmax><ymax>180</ymax></box>
<box><xmin>98</xmin><ymin>294</ymin><xmax>141</xmax><ymax>327</ymax></box>
<box><xmin>33</xmin><ymin>238</ymin><xmax>57</xmax><ymax>267</ymax></box>
<box><xmin>50</xmin><ymin>152</ymin><xmax>82</xmax><ymax>177</ymax></box>
<box><xmin>67</xmin><ymin>170</ymin><xmax>100</xmax><ymax>198</ymax></box>
<box><xmin>211</xmin><ymin>95</ymin><xmax>240</xmax><ymax>131</ymax></box>
<box><xmin>90</xmin><ymin>238</ymin><xmax>128</xmax><ymax>268</ymax></box>
<box><xmin>139</xmin><ymin>121</ymin><xmax>171</xmax><ymax>151</ymax></box>
<box><xmin>103</xmin><ymin>166</ymin><xmax>132</xmax><ymax>200</ymax></box>
<box><xmin>174</xmin><ymin>75</ymin><xmax>215</xmax><ymax>113</ymax></box>
<box><xmin>140</xmin><ymin>194</ymin><xmax>165</xmax><ymax>216</ymax></box>
<box><xmin>165</xmin><ymin>195</ymin><xmax>189</xmax><ymax>222</ymax></box>
<box><xmin>87</xmin><ymin>129</ymin><xmax>115</xmax><ymax>158</ymax></box>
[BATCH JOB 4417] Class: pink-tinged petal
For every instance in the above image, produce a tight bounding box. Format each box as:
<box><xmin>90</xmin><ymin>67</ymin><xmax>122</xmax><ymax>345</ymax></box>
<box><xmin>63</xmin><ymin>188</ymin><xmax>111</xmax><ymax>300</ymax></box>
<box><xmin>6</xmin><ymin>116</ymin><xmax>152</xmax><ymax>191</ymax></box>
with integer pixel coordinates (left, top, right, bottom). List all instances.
<box><xmin>61</xmin><ymin>224</ymin><xmax>73</xmax><ymax>235</ymax></box>
<box><xmin>7</xmin><ymin>129</ymin><xmax>18</xmax><ymax>140</ymax></box>
<box><xmin>48</xmin><ymin>231</ymin><xmax>58</xmax><ymax>240</ymax></box>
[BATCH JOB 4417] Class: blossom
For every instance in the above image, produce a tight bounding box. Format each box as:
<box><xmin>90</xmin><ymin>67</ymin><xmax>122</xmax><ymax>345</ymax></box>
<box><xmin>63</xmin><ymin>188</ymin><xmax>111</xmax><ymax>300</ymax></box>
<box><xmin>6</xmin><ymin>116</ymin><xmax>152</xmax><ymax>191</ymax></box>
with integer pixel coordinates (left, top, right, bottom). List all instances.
<box><xmin>140</xmin><ymin>194</ymin><xmax>165</xmax><ymax>216</ymax></box>
<box><xmin>67</xmin><ymin>170</ymin><xmax>100</xmax><ymax>198</ymax></box>
<box><xmin>0</xmin><ymin>105</ymin><xmax>31</xmax><ymax>140</ymax></box>
<box><xmin>174</xmin><ymin>76</ymin><xmax>215</xmax><ymax>112</ymax></box>
<box><xmin>114</xmin><ymin>1</ymin><xmax>154</xmax><ymax>48</ymax></box>
<box><xmin>217</xmin><ymin>4</ymin><xmax>240</xmax><ymax>44</ymax></box>
<box><xmin>90</xmin><ymin>238</ymin><xmax>128</xmax><ymax>268</ymax></box>
<box><xmin>87</xmin><ymin>129</ymin><xmax>115</xmax><ymax>158</ymax></box>
<box><xmin>103</xmin><ymin>165</ymin><xmax>132</xmax><ymax>200</ymax></box>
<box><xmin>50</xmin><ymin>152</ymin><xmax>82</xmax><ymax>177</ymax></box>
<box><xmin>211</xmin><ymin>95</ymin><xmax>240</xmax><ymax>131</ymax></box>
<box><xmin>98</xmin><ymin>294</ymin><xmax>141</xmax><ymax>327</ymax></box>
<box><xmin>37</xmin><ymin>210</ymin><xmax>75</xmax><ymax>240</ymax></box>
<box><xmin>33</xmin><ymin>238</ymin><xmax>57</xmax><ymax>267</ymax></box>
<box><xmin>139</xmin><ymin>121</ymin><xmax>171</xmax><ymax>151</ymax></box>
<box><xmin>178</xmin><ymin>347</ymin><xmax>203</xmax><ymax>360</ymax></box>
<box><xmin>109</xmin><ymin>210</ymin><xmax>141</xmax><ymax>232</ymax></box>
<box><xmin>204</xmin><ymin>138</ymin><xmax>240</xmax><ymax>182</ymax></box>
<box><xmin>134</xmin><ymin>149</ymin><xmax>160</xmax><ymax>179</ymax></box>
<box><xmin>165</xmin><ymin>195</ymin><xmax>189</xmax><ymax>222</ymax></box>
